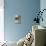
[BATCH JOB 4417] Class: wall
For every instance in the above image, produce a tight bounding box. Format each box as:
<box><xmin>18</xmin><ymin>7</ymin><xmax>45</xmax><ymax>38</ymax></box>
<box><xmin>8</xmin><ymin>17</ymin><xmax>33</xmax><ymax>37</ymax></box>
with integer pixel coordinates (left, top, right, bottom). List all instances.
<box><xmin>0</xmin><ymin>0</ymin><xmax>4</xmax><ymax>42</ymax></box>
<box><xmin>40</xmin><ymin>0</ymin><xmax>46</xmax><ymax>26</ymax></box>
<box><xmin>4</xmin><ymin>0</ymin><xmax>40</xmax><ymax>42</ymax></box>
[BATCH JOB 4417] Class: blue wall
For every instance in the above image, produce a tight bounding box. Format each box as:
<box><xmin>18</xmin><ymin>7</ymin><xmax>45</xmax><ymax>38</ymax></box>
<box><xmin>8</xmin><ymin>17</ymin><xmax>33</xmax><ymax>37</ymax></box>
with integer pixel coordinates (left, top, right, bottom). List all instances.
<box><xmin>4</xmin><ymin>0</ymin><xmax>40</xmax><ymax>42</ymax></box>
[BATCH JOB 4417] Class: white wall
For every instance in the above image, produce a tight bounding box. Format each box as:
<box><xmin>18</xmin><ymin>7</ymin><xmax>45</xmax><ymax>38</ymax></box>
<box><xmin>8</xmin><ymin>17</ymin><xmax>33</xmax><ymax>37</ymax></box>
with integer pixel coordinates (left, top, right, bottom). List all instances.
<box><xmin>40</xmin><ymin>0</ymin><xmax>46</xmax><ymax>27</ymax></box>
<box><xmin>40</xmin><ymin>0</ymin><xmax>46</xmax><ymax>9</ymax></box>
<box><xmin>0</xmin><ymin>0</ymin><xmax>4</xmax><ymax>42</ymax></box>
